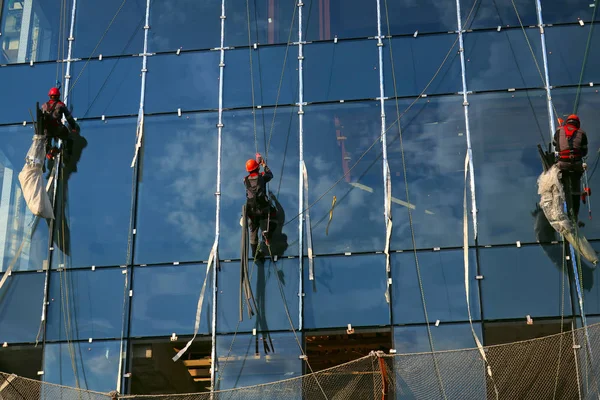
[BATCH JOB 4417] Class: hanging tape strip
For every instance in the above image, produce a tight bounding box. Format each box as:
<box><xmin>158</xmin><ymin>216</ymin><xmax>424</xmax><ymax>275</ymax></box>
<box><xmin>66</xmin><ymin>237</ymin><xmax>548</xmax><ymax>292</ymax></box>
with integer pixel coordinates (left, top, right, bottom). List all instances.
<box><xmin>384</xmin><ymin>163</ymin><xmax>392</xmax><ymax>303</ymax></box>
<box><xmin>325</xmin><ymin>196</ymin><xmax>337</xmax><ymax>236</ymax></box>
<box><xmin>303</xmin><ymin>162</ymin><xmax>315</xmax><ymax>281</ymax></box>
<box><xmin>130</xmin><ymin>112</ymin><xmax>144</xmax><ymax>168</ymax></box>
<box><xmin>172</xmin><ymin>244</ymin><xmax>216</xmax><ymax>362</ymax></box>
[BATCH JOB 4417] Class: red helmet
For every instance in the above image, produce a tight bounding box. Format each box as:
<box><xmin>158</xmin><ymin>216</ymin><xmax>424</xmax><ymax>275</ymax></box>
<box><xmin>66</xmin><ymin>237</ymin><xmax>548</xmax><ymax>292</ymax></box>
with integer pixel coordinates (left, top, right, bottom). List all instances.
<box><xmin>566</xmin><ymin>114</ymin><xmax>580</xmax><ymax>122</ymax></box>
<box><xmin>246</xmin><ymin>159</ymin><xmax>259</xmax><ymax>172</ymax></box>
<box><xmin>48</xmin><ymin>87</ymin><xmax>60</xmax><ymax>98</ymax></box>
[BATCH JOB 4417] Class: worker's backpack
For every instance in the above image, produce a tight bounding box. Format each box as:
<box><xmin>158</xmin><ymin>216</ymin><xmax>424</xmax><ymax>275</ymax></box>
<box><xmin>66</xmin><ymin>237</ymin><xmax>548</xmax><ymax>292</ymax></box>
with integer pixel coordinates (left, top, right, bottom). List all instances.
<box><xmin>245</xmin><ymin>175</ymin><xmax>269</xmax><ymax>214</ymax></box>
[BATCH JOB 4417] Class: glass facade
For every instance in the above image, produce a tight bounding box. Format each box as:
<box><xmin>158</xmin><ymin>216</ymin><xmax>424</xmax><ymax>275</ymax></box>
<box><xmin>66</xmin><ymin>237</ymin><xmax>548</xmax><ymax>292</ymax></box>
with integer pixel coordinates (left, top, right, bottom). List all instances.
<box><xmin>0</xmin><ymin>0</ymin><xmax>597</xmax><ymax>396</ymax></box>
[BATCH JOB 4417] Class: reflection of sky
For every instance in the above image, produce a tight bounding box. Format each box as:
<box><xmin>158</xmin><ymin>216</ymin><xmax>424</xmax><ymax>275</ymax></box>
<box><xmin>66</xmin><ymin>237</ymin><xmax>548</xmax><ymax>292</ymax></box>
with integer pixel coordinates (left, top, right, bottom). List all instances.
<box><xmin>0</xmin><ymin>273</ymin><xmax>45</xmax><ymax>343</ymax></box>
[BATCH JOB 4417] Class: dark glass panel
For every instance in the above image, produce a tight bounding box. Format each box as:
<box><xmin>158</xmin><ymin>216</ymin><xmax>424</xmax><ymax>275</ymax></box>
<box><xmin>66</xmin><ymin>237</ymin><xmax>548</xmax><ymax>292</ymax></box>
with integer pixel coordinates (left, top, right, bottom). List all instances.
<box><xmin>0</xmin><ymin>272</ymin><xmax>44</xmax><ymax>343</ymax></box>
<box><xmin>385</xmin><ymin>96</ymin><xmax>472</xmax><ymax>251</ymax></box>
<box><xmin>215</xmin><ymin>332</ymin><xmax>302</xmax><ymax>390</ymax></box>
<box><xmin>542</xmin><ymin>0</ymin><xmax>600</xmax><ymax>24</ymax></box>
<box><xmin>43</xmin><ymin>340</ymin><xmax>121</xmax><ymax>392</ymax></box>
<box><xmin>130</xmin><ymin>264</ymin><xmax>213</xmax><ymax>337</ymax></box>
<box><xmin>218</xmin><ymin>258</ymin><xmax>299</xmax><ymax>333</ymax></box>
<box><xmin>0</xmin><ymin>345</ymin><xmax>43</xmax><ymax>379</ymax></box>
<box><xmin>134</xmin><ymin>113</ymin><xmax>216</xmax><ymax>265</ymax></box>
<box><xmin>381</xmin><ymin>1</ymin><xmax>459</xmax><ymax>36</ymax></box>
<box><xmin>0</xmin><ymin>124</ymin><xmax>49</xmax><ymax>272</ymax></box>
<box><xmin>469</xmin><ymin>90</ymin><xmax>550</xmax><ymax>245</ymax></box>
<box><xmin>145</xmin><ymin>52</ymin><xmax>219</xmax><ymax>113</ymax></box>
<box><xmin>69</xmin><ymin>57</ymin><xmax>140</xmax><ymax>119</ymax></box>
<box><xmin>394</xmin><ymin>322</ymin><xmax>483</xmax><ymax>352</ymax></box>
<box><xmin>149</xmin><ymin>0</ymin><xmax>220</xmax><ymax>53</ymax></box>
<box><xmin>462</xmin><ymin>0</ymin><xmax>537</xmax><ymax>30</ymax></box>
<box><xmin>50</xmin><ymin>118</ymin><xmax>134</xmax><ymax>269</ymax></box>
<box><xmin>304</xmin><ymin>254</ymin><xmax>389</xmax><ymax>329</ymax></box>
<box><xmin>73</xmin><ymin>0</ymin><xmax>144</xmax><ymax>58</ymax></box>
<box><xmin>219</xmin><ymin>107</ymin><xmax>298</xmax><ymax>260</ymax></box>
<box><xmin>392</xmin><ymin>250</ymin><xmax>481</xmax><ymax>324</ymax></box>
<box><xmin>46</xmin><ymin>268</ymin><xmax>127</xmax><ymax>341</ymax></box>
<box><xmin>0</xmin><ymin>0</ymin><xmax>72</xmax><ymax>64</ymax></box>
<box><xmin>479</xmin><ymin>245</ymin><xmax>572</xmax><ymax>320</ymax></box>
<box><xmin>304</xmin><ymin>101</ymin><xmax>385</xmax><ymax>254</ymax></box>
<box><xmin>383</xmin><ymin>35</ymin><xmax>462</xmax><ymax>98</ymax></box>
<box><xmin>304</xmin><ymin>40</ymin><xmax>379</xmax><ymax>103</ymax></box>
<box><xmin>464</xmin><ymin>28</ymin><xmax>545</xmax><ymax>92</ymax></box>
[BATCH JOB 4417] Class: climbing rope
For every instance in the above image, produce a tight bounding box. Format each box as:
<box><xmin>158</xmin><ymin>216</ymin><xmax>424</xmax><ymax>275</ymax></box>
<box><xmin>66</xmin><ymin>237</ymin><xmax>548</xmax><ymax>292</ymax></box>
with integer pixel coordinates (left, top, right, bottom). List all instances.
<box><xmin>573</xmin><ymin>0</ymin><xmax>599</xmax><ymax>115</ymax></box>
<box><xmin>245</xmin><ymin>0</ymin><xmax>259</xmax><ymax>154</ymax></box>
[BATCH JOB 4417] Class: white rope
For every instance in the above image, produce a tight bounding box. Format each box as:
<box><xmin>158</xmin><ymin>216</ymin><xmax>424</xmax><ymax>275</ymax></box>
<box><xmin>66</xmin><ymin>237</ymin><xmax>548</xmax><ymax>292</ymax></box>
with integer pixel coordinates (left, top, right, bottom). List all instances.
<box><xmin>297</xmin><ymin>0</ymin><xmax>305</xmax><ymax>331</ymax></box>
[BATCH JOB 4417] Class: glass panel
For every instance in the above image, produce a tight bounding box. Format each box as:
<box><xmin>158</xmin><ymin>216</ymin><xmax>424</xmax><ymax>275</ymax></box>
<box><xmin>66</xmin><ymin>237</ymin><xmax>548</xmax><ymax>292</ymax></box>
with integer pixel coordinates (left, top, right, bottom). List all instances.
<box><xmin>150</xmin><ymin>0</ymin><xmax>221</xmax><ymax>53</ymax></box>
<box><xmin>550</xmin><ymin>87</ymin><xmax>600</xmax><ymax>239</ymax></box>
<box><xmin>130</xmin><ymin>264</ymin><xmax>213</xmax><ymax>337</ymax></box>
<box><xmin>73</xmin><ymin>0</ymin><xmax>144</xmax><ymax>58</ymax></box>
<box><xmin>43</xmin><ymin>340</ymin><xmax>121</xmax><ymax>392</ymax></box>
<box><xmin>0</xmin><ymin>0</ymin><xmax>72</xmax><ymax>64</ymax></box>
<box><xmin>546</xmin><ymin>25</ymin><xmax>600</xmax><ymax>88</ymax></box>
<box><xmin>0</xmin><ymin>345</ymin><xmax>43</xmax><ymax>379</ymax></box>
<box><xmin>381</xmin><ymin>1</ymin><xmax>458</xmax><ymax>36</ymax></box>
<box><xmin>393</xmin><ymin>323</ymin><xmax>486</xmax><ymax>400</ymax></box>
<box><xmin>394</xmin><ymin>323</ymin><xmax>483</xmax><ymax>353</ymax></box>
<box><xmin>0</xmin><ymin>272</ymin><xmax>44</xmax><ymax>343</ymax></box>
<box><xmin>69</xmin><ymin>57</ymin><xmax>141</xmax><ymax>119</ymax></box>
<box><xmin>145</xmin><ymin>52</ymin><xmax>219</xmax><ymax>113</ymax></box>
<box><xmin>464</xmin><ymin>28</ymin><xmax>544</xmax><ymax>92</ymax></box>
<box><xmin>0</xmin><ymin>63</ymin><xmax>57</xmax><ymax>125</ymax></box>
<box><xmin>225</xmin><ymin>0</ymin><xmax>296</xmax><ymax>47</ymax></box>
<box><xmin>223</xmin><ymin>45</ymin><xmax>297</xmax><ymax>109</ymax></box>
<box><xmin>304</xmin><ymin>254</ymin><xmax>388</xmax><ymax>329</ymax></box>
<box><xmin>218</xmin><ymin>258</ymin><xmax>299</xmax><ymax>333</ymax></box>
<box><xmin>578</xmin><ymin>241</ymin><xmax>600</xmax><ymax>314</ymax></box>
<box><xmin>392</xmin><ymin>249</ymin><xmax>481</xmax><ymax>324</ymax></box>
<box><xmin>46</xmin><ymin>268</ymin><xmax>127</xmax><ymax>341</ymax></box>
<box><xmin>50</xmin><ymin>118</ymin><xmax>134</xmax><ymax>269</ymax></box>
<box><xmin>219</xmin><ymin>107</ymin><xmax>298</xmax><ymax>260</ymax></box>
<box><xmin>386</xmin><ymin>96</ymin><xmax>472</xmax><ymax>251</ymax></box>
<box><xmin>134</xmin><ymin>113</ymin><xmax>216</xmax><ymax>265</ymax></box>
<box><xmin>304</xmin><ymin>101</ymin><xmax>385</xmax><ymax>254</ymax></box>
<box><xmin>304</xmin><ymin>0</ymin><xmax>377</xmax><ymax>41</ymax></box>
<box><xmin>542</xmin><ymin>0</ymin><xmax>600</xmax><ymax>24</ymax></box>
<box><xmin>383</xmin><ymin>35</ymin><xmax>462</xmax><ymax>98</ymax></box>
<box><xmin>470</xmin><ymin>90</ymin><xmax>550</xmax><ymax>245</ymax></box>
<box><xmin>304</xmin><ymin>40</ymin><xmax>379</xmax><ymax>103</ymax></box>
<box><xmin>462</xmin><ymin>0</ymin><xmax>537</xmax><ymax>30</ymax></box>
<box><xmin>215</xmin><ymin>332</ymin><xmax>302</xmax><ymax>390</ymax></box>
<box><xmin>0</xmin><ymin>124</ymin><xmax>49</xmax><ymax>272</ymax></box>
<box><xmin>479</xmin><ymin>245</ymin><xmax>572</xmax><ymax>320</ymax></box>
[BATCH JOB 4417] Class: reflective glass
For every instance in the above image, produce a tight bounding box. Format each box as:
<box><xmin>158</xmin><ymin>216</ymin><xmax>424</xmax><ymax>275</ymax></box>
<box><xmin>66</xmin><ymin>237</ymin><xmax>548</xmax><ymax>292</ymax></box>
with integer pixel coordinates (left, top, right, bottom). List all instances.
<box><xmin>385</xmin><ymin>96</ymin><xmax>473</xmax><ymax>251</ymax></box>
<box><xmin>464</xmin><ymin>28</ymin><xmax>544</xmax><ymax>92</ymax></box>
<box><xmin>43</xmin><ymin>340</ymin><xmax>121</xmax><ymax>392</ymax></box>
<box><xmin>145</xmin><ymin>52</ymin><xmax>219</xmax><ymax>113</ymax></box>
<box><xmin>462</xmin><ymin>0</ymin><xmax>537</xmax><ymax>30</ymax></box>
<box><xmin>0</xmin><ymin>272</ymin><xmax>44</xmax><ymax>343</ymax></box>
<box><xmin>150</xmin><ymin>0</ymin><xmax>221</xmax><ymax>53</ymax></box>
<box><xmin>392</xmin><ymin>250</ymin><xmax>481</xmax><ymax>324</ymax></box>
<box><xmin>0</xmin><ymin>124</ymin><xmax>49</xmax><ymax>272</ymax></box>
<box><xmin>546</xmin><ymin>25</ymin><xmax>600</xmax><ymax>87</ymax></box>
<box><xmin>219</xmin><ymin>107</ymin><xmax>298</xmax><ymax>260</ymax></box>
<box><xmin>550</xmin><ymin>87</ymin><xmax>600</xmax><ymax>241</ymax></box>
<box><xmin>542</xmin><ymin>0</ymin><xmax>600</xmax><ymax>24</ymax></box>
<box><xmin>576</xmin><ymin>241</ymin><xmax>600</xmax><ymax>314</ymax></box>
<box><xmin>381</xmin><ymin>1</ymin><xmax>458</xmax><ymax>36</ymax></box>
<box><xmin>73</xmin><ymin>0</ymin><xmax>144</xmax><ymax>58</ymax></box>
<box><xmin>470</xmin><ymin>90</ymin><xmax>550</xmax><ymax>245</ymax></box>
<box><xmin>394</xmin><ymin>323</ymin><xmax>482</xmax><ymax>353</ymax></box>
<box><xmin>224</xmin><ymin>45</ymin><xmax>297</xmax><ymax>109</ymax></box>
<box><xmin>0</xmin><ymin>0</ymin><xmax>72</xmax><ymax>64</ymax></box>
<box><xmin>215</xmin><ymin>332</ymin><xmax>302</xmax><ymax>390</ymax></box>
<box><xmin>218</xmin><ymin>258</ymin><xmax>299</xmax><ymax>333</ymax></box>
<box><xmin>304</xmin><ymin>40</ymin><xmax>379</xmax><ymax>103</ymax></box>
<box><xmin>46</xmin><ymin>268</ymin><xmax>127</xmax><ymax>341</ymax></box>
<box><xmin>304</xmin><ymin>0</ymin><xmax>377</xmax><ymax>41</ymax></box>
<box><xmin>384</xmin><ymin>35</ymin><xmax>461</xmax><ymax>98</ymax></box>
<box><xmin>225</xmin><ymin>0</ymin><xmax>296</xmax><ymax>47</ymax></box>
<box><xmin>0</xmin><ymin>345</ymin><xmax>43</xmax><ymax>379</ymax></box>
<box><xmin>304</xmin><ymin>101</ymin><xmax>385</xmax><ymax>254</ymax></box>
<box><xmin>0</xmin><ymin>63</ymin><xmax>58</xmax><ymax>125</ymax></box>
<box><xmin>304</xmin><ymin>254</ymin><xmax>388</xmax><ymax>329</ymax></box>
<box><xmin>479</xmin><ymin>245</ymin><xmax>572</xmax><ymax>320</ymax></box>
<box><xmin>134</xmin><ymin>113</ymin><xmax>216</xmax><ymax>265</ymax></box>
<box><xmin>130</xmin><ymin>264</ymin><xmax>213</xmax><ymax>337</ymax></box>
<box><xmin>50</xmin><ymin>118</ymin><xmax>134</xmax><ymax>269</ymax></box>
<box><xmin>69</xmin><ymin>57</ymin><xmax>141</xmax><ymax>119</ymax></box>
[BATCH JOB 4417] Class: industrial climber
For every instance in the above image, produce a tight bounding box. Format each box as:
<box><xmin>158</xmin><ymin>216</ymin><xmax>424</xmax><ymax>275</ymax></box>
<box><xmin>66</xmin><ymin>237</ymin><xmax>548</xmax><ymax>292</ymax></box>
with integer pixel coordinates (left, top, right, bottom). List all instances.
<box><xmin>244</xmin><ymin>153</ymin><xmax>275</xmax><ymax>260</ymax></box>
<box><xmin>553</xmin><ymin>114</ymin><xmax>589</xmax><ymax>226</ymax></box>
<box><xmin>42</xmin><ymin>87</ymin><xmax>81</xmax><ymax>161</ymax></box>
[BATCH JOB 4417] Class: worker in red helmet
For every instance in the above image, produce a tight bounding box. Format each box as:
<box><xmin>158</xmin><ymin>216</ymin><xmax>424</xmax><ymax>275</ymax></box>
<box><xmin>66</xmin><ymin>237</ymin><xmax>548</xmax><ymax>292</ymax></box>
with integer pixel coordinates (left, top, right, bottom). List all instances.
<box><xmin>42</xmin><ymin>87</ymin><xmax>81</xmax><ymax>161</ymax></box>
<box><xmin>244</xmin><ymin>153</ymin><xmax>274</xmax><ymax>260</ymax></box>
<box><xmin>553</xmin><ymin>114</ymin><xmax>589</xmax><ymax>226</ymax></box>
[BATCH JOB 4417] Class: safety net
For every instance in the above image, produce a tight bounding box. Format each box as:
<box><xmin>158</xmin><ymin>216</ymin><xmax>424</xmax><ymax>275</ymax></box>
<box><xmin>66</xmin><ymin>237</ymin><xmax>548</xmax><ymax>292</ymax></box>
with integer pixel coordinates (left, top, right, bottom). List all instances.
<box><xmin>4</xmin><ymin>322</ymin><xmax>600</xmax><ymax>399</ymax></box>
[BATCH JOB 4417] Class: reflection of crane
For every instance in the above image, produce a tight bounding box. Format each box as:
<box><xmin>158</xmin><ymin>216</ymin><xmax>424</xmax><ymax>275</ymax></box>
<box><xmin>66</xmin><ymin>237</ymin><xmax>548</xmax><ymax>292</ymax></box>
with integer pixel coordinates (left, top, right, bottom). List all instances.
<box><xmin>334</xmin><ymin>116</ymin><xmax>352</xmax><ymax>183</ymax></box>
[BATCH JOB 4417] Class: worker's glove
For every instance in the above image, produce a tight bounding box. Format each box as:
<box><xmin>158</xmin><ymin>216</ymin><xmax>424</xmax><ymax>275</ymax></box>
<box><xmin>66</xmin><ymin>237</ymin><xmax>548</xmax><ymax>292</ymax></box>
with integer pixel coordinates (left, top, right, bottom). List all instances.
<box><xmin>583</xmin><ymin>162</ymin><xmax>588</xmax><ymax>170</ymax></box>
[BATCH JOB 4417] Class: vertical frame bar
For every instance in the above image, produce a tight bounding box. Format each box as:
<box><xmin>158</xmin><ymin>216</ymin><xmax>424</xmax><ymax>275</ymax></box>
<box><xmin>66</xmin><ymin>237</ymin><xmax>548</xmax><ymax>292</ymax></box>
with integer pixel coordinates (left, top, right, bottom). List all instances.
<box><xmin>297</xmin><ymin>0</ymin><xmax>305</xmax><ymax>332</ymax></box>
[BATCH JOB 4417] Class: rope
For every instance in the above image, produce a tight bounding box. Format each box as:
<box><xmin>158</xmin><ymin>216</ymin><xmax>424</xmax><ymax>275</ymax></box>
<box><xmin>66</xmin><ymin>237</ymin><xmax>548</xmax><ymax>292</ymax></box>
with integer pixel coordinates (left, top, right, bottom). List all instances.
<box><xmin>573</xmin><ymin>0</ymin><xmax>599</xmax><ymax>115</ymax></box>
<box><xmin>553</xmin><ymin>237</ymin><xmax>568</xmax><ymax>400</ymax></box>
<box><xmin>245</xmin><ymin>0</ymin><xmax>259</xmax><ymax>154</ymax></box>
